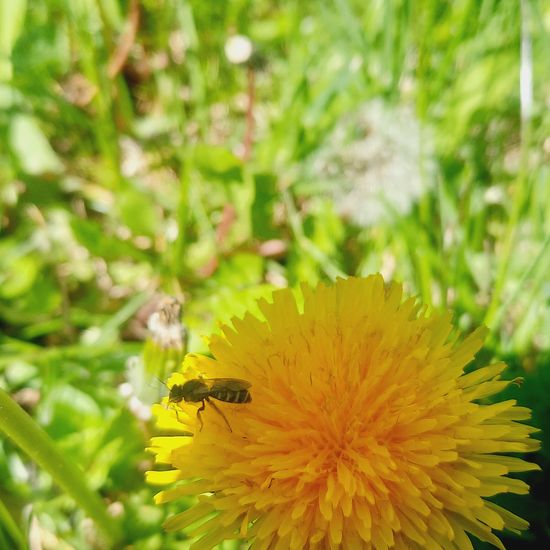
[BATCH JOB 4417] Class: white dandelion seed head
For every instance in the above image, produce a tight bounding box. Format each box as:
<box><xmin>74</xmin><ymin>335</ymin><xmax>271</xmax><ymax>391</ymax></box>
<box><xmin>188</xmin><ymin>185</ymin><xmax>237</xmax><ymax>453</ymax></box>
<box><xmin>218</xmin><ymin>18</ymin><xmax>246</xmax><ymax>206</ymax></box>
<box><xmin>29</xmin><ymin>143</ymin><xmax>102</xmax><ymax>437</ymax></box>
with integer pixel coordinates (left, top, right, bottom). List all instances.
<box><xmin>147</xmin><ymin>297</ymin><xmax>185</xmax><ymax>349</ymax></box>
<box><xmin>224</xmin><ymin>35</ymin><xmax>253</xmax><ymax>65</ymax></box>
<box><xmin>311</xmin><ymin>99</ymin><xmax>435</xmax><ymax>227</ymax></box>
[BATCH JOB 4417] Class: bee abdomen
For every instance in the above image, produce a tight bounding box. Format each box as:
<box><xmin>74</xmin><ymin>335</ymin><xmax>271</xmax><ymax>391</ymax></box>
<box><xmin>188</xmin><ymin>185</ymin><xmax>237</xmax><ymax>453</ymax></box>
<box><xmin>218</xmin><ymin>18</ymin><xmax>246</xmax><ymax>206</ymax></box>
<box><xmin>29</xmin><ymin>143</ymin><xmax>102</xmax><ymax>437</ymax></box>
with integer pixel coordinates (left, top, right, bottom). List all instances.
<box><xmin>211</xmin><ymin>389</ymin><xmax>251</xmax><ymax>404</ymax></box>
<box><xmin>237</xmin><ymin>389</ymin><xmax>252</xmax><ymax>403</ymax></box>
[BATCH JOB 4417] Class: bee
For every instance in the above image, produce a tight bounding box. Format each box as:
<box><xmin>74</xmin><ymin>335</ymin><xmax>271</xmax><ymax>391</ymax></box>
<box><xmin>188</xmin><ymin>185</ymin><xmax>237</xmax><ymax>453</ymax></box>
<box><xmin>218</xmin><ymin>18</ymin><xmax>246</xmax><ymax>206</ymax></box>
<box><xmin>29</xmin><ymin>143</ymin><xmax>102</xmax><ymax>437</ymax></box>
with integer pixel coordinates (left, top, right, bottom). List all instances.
<box><xmin>169</xmin><ymin>378</ymin><xmax>251</xmax><ymax>432</ymax></box>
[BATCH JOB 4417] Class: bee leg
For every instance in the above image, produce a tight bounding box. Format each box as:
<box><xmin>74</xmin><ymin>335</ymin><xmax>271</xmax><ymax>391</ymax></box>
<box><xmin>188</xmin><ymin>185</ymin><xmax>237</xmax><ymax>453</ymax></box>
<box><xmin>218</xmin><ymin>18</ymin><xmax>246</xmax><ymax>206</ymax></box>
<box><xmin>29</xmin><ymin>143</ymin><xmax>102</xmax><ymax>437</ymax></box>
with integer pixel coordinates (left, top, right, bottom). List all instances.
<box><xmin>167</xmin><ymin>402</ymin><xmax>181</xmax><ymax>423</ymax></box>
<box><xmin>197</xmin><ymin>400</ymin><xmax>206</xmax><ymax>431</ymax></box>
<box><xmin>208</xmin><ymin>399</ymin><xmax>233</xmax><ymax>432</ymax></box>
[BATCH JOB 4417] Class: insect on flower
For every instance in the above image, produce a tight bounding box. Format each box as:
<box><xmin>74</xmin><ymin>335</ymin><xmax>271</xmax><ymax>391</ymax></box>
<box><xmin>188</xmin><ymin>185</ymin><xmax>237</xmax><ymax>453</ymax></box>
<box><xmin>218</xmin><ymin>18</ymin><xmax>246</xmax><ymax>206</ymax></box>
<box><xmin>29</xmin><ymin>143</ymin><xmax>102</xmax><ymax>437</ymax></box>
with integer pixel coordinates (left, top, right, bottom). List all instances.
<box><xmin>169</xmin><ymin>378</ymin><xmax>251</xmax><ymax>432</ymax></box>
<box><xmin>148</xmin><ymin>276</ymin><xmax>541</xmax><ymax>548</ymax></box>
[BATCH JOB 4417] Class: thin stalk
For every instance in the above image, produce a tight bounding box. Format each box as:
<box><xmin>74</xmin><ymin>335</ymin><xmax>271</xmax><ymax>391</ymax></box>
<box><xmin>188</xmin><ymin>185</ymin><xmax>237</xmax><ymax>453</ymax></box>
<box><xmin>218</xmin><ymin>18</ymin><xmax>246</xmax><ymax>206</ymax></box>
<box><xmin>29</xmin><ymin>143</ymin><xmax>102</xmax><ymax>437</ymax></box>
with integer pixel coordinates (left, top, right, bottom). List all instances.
<box><xmin>172</xmin><ymin>148</ymin><xmax>192</xmax><ymax>278</ymax></box>
<box><xmin>67</xmin><ymin>2</ymin><xmax>121</xmax><ymax>189</ymax></box>
<box><xmin>413</xmin><ymin>4</ymin><xmax>434</xmax><ymax>306</ymax></box>
<box><xmin>484</xmin><ymin>0</ymin><xmax>533</xmax><ymax>329</ymax></box>
<box><xmin>490</xmin><ymin>233</ymin><xmax>550</xmax><ymax>335</ymax></box>
<box><xmin>0</xmin><ymin>342</ymin><xmax>140</xmax><ymax>369</ymax></box>
<box><xmin>0</xmin><ymin>388</ymin><xmax>122</xmax><ymax>546</ymax></box>
<box><xmin>484</xmin><ymin>159</ymin><xmax>530</xmax><ymax>330</ymax></box>
<box><xmin>0</xmin><ymin>496</ymin><xmax>25</xmax><ymax>550</ymax></box>
<box><xmin>282</xmin><ymin>188</ymin><xmax>345</xmax><ymax>280</ymax></box>
<box><xmin>417</xmin><ymin>135</ymin><xmax>434</xmax><ymax>306</ymax></box>
<box><xmin>242</xmin><ymin>67</ymin><xmax>256</xmax><ymax>162</ymax></box>
<box><xmin>436</xmin><ymin>175</ymin><xmax>449</xmax><ymax>309</ymax></box>
<box><xmin>510</xmin><ymin>234</ymin><xmax>550</xmax><ymax>351</ymax></box>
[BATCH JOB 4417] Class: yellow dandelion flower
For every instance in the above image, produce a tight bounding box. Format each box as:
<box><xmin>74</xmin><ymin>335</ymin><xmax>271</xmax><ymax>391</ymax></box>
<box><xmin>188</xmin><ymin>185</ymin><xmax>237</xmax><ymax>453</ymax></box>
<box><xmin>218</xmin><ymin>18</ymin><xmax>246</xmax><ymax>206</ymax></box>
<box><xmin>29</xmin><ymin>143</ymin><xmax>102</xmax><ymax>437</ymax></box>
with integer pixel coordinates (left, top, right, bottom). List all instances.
<box><xmin>147</xmin><ymin>275</ymin><xmax>540</xmax><ymax>549</ymax></box>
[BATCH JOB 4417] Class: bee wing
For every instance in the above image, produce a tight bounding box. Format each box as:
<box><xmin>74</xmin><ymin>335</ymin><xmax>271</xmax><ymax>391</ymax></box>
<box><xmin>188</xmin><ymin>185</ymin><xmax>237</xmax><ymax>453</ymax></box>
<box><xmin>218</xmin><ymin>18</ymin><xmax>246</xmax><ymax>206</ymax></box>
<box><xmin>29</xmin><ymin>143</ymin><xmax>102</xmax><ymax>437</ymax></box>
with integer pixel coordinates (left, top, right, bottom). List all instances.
<box><xmin>209</xmin><ymin>378</ymin><xmax>252</xmax><ymax>392</ymax></box>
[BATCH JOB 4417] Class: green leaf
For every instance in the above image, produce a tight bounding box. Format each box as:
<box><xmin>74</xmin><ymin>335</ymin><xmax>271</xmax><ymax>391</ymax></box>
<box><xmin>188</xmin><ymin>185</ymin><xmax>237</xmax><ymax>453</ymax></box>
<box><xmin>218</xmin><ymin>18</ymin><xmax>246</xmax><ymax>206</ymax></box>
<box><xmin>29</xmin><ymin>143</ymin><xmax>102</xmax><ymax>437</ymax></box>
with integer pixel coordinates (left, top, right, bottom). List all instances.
<box><xmin>215</xmin><ymin>253</ymin><xmax>264</xmax><ymax>287</ymax></box>
<box><xmin>3</xmin><ymin>360</ymin><xmax>37</xmax><ymax>386</ymax></box>
<box><xmin>0</xmin><ymin>387</ymin><xmax>122</xmax><ymax>545</ymax></box>
<box><xmin>252</xmin><ymin>173</ymin><xmax>278</xmax><ymax>240</ymax></box>
<box><xmin>70</xmin><ymin>217</ymin><xmax>147</xmax><ymax>260</ymax></box>
<box><xmin>8</xmin><ymin>114</ymin><xmax>63</xmax><ymax>175</ymax></box>
<box><xmin>0</xmin><ymin>0</ymin><xmax>28</xmax><ymax>81</ymax></box>
<box><xmin>194</xmin><ymin>145</ymin><xmax>242</xmax><ymax>181</ymax></box>
<box><xmin>0</xmin><ymin>254</ymin><xmax>37</xmax><ymax>299</ymax></box>
<box><xmin>40</xmin><ymin>385</ymin><xmax>102</xmax><ymax>439</ymax></box>
<box><xmin>0</xmin><ymin>495</ymin><xmax>25</xmax><ymax>550</ymax></box>
<box><xmin>117</xmin><ymin>189</ymin><xmax>162</xmax><ymax>236</ymax></box>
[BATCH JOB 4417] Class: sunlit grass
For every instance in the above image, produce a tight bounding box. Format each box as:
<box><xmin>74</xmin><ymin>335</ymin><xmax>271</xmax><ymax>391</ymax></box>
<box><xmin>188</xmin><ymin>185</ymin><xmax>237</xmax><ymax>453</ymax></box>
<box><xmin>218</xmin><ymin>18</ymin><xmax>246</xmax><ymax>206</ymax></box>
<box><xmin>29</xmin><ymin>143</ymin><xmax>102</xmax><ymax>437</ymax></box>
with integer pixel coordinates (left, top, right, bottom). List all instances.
<box><xmin>0</xmin><ymin>0</ymin><xmax>549</xmax><ymax>547</ymax></box>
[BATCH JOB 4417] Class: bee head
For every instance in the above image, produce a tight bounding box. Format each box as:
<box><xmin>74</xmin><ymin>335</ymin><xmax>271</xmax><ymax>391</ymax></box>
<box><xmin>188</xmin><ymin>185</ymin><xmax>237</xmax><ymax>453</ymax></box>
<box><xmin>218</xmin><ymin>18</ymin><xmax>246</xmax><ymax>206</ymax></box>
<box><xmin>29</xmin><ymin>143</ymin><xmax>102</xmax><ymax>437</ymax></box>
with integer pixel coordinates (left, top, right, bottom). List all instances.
<box><xmin>168</xmin><ymin>384</ymin><xmax>186</xmax><ymax>403</ymax></box>
<box><xmin>169</xmin><ymin>379</ymin><xmax>209</xmax><ymax>403</ymax></box>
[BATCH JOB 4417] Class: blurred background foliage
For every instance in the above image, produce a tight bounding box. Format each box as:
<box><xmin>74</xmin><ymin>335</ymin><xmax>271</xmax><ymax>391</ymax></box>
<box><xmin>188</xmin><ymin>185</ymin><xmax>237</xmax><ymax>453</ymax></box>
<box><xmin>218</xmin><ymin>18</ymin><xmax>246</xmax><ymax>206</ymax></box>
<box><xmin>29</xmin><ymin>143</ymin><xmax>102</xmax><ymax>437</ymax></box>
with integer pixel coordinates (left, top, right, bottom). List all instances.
<box><xmin>0</xmin><ymin>0</ymin><xmax>549</xmax><ymax>548</ymax></box>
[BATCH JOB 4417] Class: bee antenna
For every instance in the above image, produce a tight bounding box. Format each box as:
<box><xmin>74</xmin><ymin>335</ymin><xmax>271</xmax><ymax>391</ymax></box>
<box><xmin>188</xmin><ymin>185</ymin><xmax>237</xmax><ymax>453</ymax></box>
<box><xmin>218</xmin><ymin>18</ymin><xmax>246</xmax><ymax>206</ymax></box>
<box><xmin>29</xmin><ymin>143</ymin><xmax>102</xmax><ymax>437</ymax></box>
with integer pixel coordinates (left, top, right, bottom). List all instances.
<box><xmin>156</xmin><ymin>376</ymin><xmax>169</xmax><ymax>388</ymax></box>
<box><xmin>144</xmin><ymin>376</ymin><xmax>167</xmax><ymax>390</ymax></box>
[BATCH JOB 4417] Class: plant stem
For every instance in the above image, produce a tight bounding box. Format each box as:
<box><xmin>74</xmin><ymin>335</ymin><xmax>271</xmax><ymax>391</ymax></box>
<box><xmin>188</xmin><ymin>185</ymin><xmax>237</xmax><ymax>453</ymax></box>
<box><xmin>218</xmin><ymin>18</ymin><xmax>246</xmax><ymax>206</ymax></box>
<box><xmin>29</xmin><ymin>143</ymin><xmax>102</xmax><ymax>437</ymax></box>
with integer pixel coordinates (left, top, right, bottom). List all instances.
<box><xmin>484</xmin><ymin>0</ymin><xmax>533</xmax><ymax>330</ymax></box>
<box><xmin>282</xmin><ymin>188</ymin><xmax>345</xmax><ymax>280</ymax></box>
<box><xmin>0</xmin><ymin>388</ymin><xmax>122</xmax><ymax>546</ymax></box>
<box><xmin>0</xmin><ymin>496</ymin><xmax>25</xmax><ymax>550</ymax></box>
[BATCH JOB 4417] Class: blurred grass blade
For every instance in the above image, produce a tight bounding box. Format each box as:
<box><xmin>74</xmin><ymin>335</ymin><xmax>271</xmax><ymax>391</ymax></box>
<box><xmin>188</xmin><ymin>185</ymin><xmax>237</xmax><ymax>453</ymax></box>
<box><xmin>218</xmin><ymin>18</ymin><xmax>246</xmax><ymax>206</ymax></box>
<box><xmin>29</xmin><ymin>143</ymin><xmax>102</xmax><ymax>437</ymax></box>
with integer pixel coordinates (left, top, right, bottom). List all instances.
<box><xmin>0</xmin><ymin>0</ymin><xmax>27</xmax><ymax>80</ymax></box>
<box><xmin>8</xmin><ymin>114</ymin><xmax>64</xmax><ymax>175</ymax></box>
<box><xmin>0</xmin><ymin>496</ymin><xmax>25</xmax><ymax>550</ymax></box>
<box><xmin>489</xmin><ymin>233</ymin><xmax>550</xmax><ymax>336</ymax></box>
<box><xmin>0</xmin><ymin>387</ymin><xmax>121</xmax><ymax>546</ymax></box>
<box><xmin>520</xmin><ymin>0</ymin><xmax>533</xmax><ymax>122</ymax></box>
<box><xmin>484</xmin><ymin>0</ymin><xmax>533</xmax><ymax>330</ymax></box>
<box><xmin>282</xmin><ymin>188</ymin><xmax>345</xmax><ymax>280</ymax></box>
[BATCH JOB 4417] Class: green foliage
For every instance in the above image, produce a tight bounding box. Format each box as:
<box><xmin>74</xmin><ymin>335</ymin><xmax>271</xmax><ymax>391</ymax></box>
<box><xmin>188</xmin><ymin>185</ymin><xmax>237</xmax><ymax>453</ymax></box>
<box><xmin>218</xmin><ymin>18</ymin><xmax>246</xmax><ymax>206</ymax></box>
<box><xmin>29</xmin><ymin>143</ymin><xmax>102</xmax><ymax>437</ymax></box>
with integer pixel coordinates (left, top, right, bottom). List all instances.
<box><xmin>0</xmin><ymin>0</ymin><xmax>549</xmax><ymax>547</ymax></box>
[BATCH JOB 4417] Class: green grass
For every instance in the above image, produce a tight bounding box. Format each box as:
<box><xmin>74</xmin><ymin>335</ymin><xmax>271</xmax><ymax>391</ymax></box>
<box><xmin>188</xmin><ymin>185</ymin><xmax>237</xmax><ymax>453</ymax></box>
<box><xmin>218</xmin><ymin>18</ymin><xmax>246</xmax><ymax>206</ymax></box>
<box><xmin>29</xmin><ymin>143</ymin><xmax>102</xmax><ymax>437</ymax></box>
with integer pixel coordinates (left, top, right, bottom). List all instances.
<box><xmin>1</xmin><ymin>0</ymin><xmax>549</xmax><ymax>547</ymax></box>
